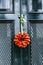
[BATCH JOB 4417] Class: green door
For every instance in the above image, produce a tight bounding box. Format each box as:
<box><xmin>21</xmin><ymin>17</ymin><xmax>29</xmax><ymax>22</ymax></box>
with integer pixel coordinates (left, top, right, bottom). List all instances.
<box><xmin>27</xmin><ymin>20</ymin><xmax>43</xmax><ymax>65</ymax></box>
<box><xmin>0</xmin><ymin>20</ymin><xmax>14</xmax><ymax>65</ymax></box>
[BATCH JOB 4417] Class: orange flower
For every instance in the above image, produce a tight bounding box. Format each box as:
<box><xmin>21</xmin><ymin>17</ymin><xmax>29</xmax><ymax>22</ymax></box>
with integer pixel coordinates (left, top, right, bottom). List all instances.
<box><xmin>14</xmin><ymin>32</ymin><xmax>30</xmax><ymax>48</ymax></box>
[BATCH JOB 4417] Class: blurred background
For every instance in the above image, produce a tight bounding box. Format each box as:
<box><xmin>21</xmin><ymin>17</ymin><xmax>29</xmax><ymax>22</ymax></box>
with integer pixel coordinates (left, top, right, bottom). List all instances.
<box><xmin>0</xmin><ymin>0</ymin><xmax>43</xmax><ymax>65</ymax></box>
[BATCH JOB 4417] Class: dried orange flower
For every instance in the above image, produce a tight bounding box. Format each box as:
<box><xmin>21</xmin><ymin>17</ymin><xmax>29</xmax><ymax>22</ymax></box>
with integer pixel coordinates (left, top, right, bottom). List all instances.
<box><xmin>14</xmin><ymin>32</ymin><xmax>30</xmax><ymax>48</ymax></box>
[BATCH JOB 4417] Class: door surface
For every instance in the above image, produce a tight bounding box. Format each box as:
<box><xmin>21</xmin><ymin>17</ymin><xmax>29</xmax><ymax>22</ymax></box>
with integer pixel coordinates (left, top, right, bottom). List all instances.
<box><xmin>0</xmin><ymin>20</ymin><xmax>14</xmax><ymax>65</ymax></box>
<box><xmin>29</xmin><ymin>21</ymin><xmax>43</xmax><ymax>65</ymax></box>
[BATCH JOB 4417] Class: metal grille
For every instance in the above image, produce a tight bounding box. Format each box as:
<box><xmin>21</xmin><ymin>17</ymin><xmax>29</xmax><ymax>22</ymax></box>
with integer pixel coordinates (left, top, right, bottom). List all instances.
<box><xmin>0</xmin><ymin>23</ymin><xmax>11</xmax><ymax>65</ymax></box>
<box><xmin>30</xmin><ymin>23</ymin><xmax>43</xmax><ymax>65</ymax></box>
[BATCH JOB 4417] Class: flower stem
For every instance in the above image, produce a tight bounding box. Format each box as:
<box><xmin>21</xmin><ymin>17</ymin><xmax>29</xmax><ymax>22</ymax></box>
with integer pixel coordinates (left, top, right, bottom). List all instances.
<box><xmin>21</xmin><ymin>24</ymin><xmax>23</xmax><ymax>34</ymax></box>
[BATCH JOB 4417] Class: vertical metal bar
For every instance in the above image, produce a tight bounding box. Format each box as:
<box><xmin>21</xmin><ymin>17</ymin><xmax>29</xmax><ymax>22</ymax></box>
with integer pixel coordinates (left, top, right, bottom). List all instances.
<box><xmin>20</xmin><ymin>0</ymin><xmax>22</xmax><ymax>32</ymax></box>
<box><xmin>32</xmin><ymin>0</ymin><xmax>38</xmax><ymax>11</ymax></box>
<box><xmin>26</xmin><ymin>1</ymin><xmax>31</xmax><ymax>65</ymax></box>
<box><xmin>11</xmin><ymin>21</ymin><xmax>14</xmax><ymax>65</ymax></box>
<box><xmin>20</xmin><ymin>0</ymin><xmax>23</xmax><ymax>65</ymax></box>
<box><xmin>12</xmin><ymin>0</ymin><xmax>14</xmax><ymax>13</ymax></box>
